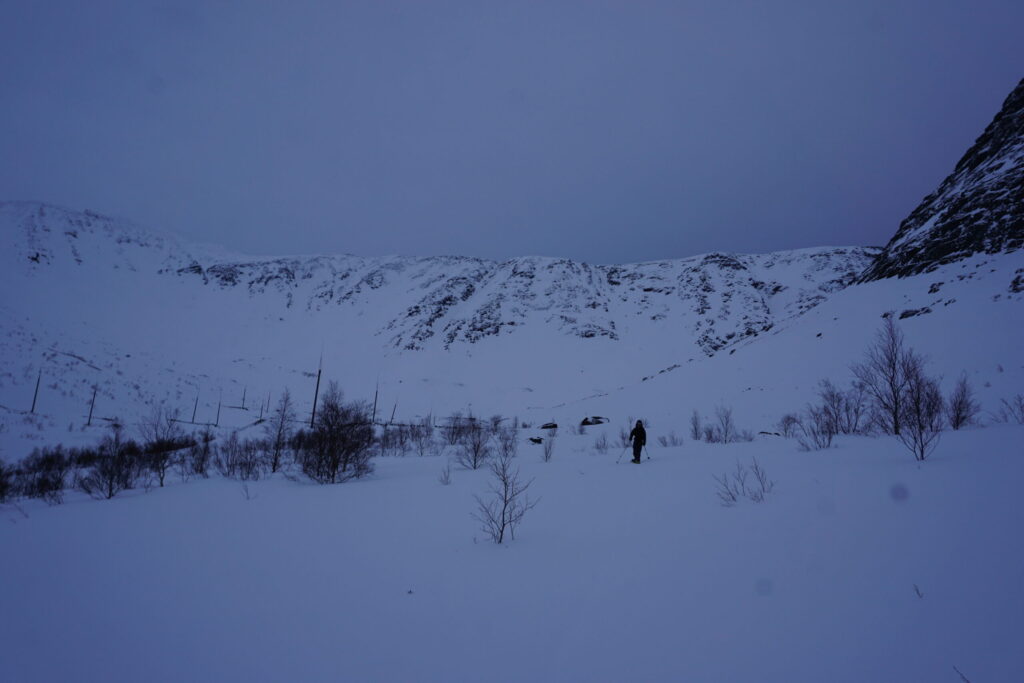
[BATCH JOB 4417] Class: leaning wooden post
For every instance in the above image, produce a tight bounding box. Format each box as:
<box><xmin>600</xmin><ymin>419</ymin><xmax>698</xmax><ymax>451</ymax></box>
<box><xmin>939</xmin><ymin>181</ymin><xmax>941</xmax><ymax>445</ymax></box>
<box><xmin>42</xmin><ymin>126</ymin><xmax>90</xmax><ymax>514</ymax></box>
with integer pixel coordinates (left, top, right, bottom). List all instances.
<box><xmin>87</xmin><ymin>385</ymin><xmax>98</xmax><ymax>426</ymax></box>
<box><xmin>310</xmin><ymin>367</ymin><xmax>322</xmax><ymax>428</ymax></box>
<box><xmin>30</xmin><ymin>368</ymin><xmax>42</xmax><ymax>413</ymax></box>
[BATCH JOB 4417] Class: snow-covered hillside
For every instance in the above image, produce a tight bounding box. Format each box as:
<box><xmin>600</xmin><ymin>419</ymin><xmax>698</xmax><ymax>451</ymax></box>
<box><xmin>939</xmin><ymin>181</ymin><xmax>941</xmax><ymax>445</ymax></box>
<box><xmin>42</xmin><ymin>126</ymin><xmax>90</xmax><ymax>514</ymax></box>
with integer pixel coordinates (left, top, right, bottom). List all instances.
<box><xmin>0</xmin><ymin>201</ymin><xmax>878</xmax><ymax>459</ymax></box>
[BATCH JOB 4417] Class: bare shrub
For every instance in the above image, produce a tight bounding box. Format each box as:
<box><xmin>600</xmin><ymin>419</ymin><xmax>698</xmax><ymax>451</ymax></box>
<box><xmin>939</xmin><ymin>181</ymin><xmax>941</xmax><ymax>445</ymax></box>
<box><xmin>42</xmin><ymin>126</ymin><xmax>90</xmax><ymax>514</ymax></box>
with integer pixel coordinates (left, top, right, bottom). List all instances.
<box><xmin>796</xmin><ymin>406</ymin><xmax>834</xmax><ymax>451</ymax></box>
<box><xmin>714</xmin><ymin>458</ymin><xmax>774</xmax><ymax>506</ymax></box>
<box><xmin>379</xmin><ymin>424</ymin><xmax>411</xmax><ymax>457</ymax></box>
<box><xmin>297</xmin><ymin>383</ymin><xmax>375</xmax><ymax>483</ymax></box>
<box><xmin>542</xmin><ymin>437</ymin><xmax>555</xmax><ymax>462</ymax></box>
<box><xmin>593</xmin><ymin>432</ymin><xmax>609</xmax><ymax>454</ymax></box>
<box><xmin>689</xmin><ymin>409</ymin><xmax>702</xmax><ymax>441</ymax></box>
<box><xmin>496</xmin><ymin>425</ymin><xmax>518</xmax><ymax>460</ymax></box>
<box><xmin>187</xmin><ymin>428</ymin><xmax>215</xmax><ymax>478</ymax></box>
<box><xmin>139</xmin><ymin>403</ymin><xmax>187</xmax><ymax>487</ymax></box>
<box><xmin>264</xmin><ymin>389</ymin><xmax>295</xmax><ymax>472</ymax></box>
<box><xmin>657</xmin><ymin>431</ymin><xmax>683</xmax><ymax>447</ymax></box>
<box><xmin>77</xmin><ymin>424</ymin><xmax>139</xmax><ymax>500</ymax></box>
<box><xmin>852</xmin><ymin>317</ymin><xmax>910</xmax><ymax>435</ymax></box>
<box><xmin>777</xmin><ymin>414</ymin><xmax>799</xmax><ymax>438</ymax></box>
<box><xmin>702</xmin><ymin>425</ymin><xmax>718</xmax><ymax>443</ymax></box>
<box><xmin>454</xmin><ymin>421</ymin><xmax>491</xmax><ymax>470</ymax></box>
<box><xmin>410</xmin><ymin>415</ymin><xmax>435</xmax><ymax>456</ymax></box>
<box><xmin>945</xmin><ymin>374</ymin><xmax>980</xmax><ymax>430</ymax></box>
<box><xmin>617</xmin><ymin>424</ymin><xmax>631</xmax><ymax>449</ymax></box>
<box><xmin>472</xmin><ymin>452</ymin><xmax>539</xmax><ymax>543</ymax></box>
<box><xmin>438</xmin><ymin>460</ymin><xmax>453</xmax><ymax>486</ymax></box>
<box><xmin>748</xmin><ymin>458</ymin><xmax>775</xmax><ymax>502</ymax></box>
<box><xmin>443</xmin><ymin>412</ymin><xmax>470</xmax><ymax>446</ymax></box>
<box><xmin>0</xmin><ymin>461</ymin><xmax>12</xmax><ymax>503</ymax></box>
<box><xmin>215</xmin><ymin>431</ymin><xmax>263</xmax><ymax>480</ymax></box>
<box><xmin>714</xmin><ymin>405</ymin><xmax>737</xmax><ymax>443</ymax></box>
<box><xmin>897</xmin><ymin>352</ymin><xmax>945</xmax><ymax>461</ymax></box>
<box><xmin>16</xmin><ymin>445</ymin><xmax>72</xmax><ymax>504</ymax></box>
<box><xmin>997</xmin><ymin>394</ymin><xmax>1024</xmax><ymax>424</ymax></box>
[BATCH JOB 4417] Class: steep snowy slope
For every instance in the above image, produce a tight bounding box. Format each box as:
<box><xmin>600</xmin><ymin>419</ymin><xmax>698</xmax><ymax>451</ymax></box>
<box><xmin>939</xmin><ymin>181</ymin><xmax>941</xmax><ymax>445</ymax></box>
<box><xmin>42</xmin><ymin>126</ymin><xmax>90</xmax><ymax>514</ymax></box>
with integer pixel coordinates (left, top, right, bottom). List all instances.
<box><xmin>0</xmin><ymin>201</ymin><xmax>875</xmax><ymax>458</ymax></box>
<box><xmin>861</xmin><ymin>77</ymin><xmax>1024</xmax><ymax>280</ymax></box>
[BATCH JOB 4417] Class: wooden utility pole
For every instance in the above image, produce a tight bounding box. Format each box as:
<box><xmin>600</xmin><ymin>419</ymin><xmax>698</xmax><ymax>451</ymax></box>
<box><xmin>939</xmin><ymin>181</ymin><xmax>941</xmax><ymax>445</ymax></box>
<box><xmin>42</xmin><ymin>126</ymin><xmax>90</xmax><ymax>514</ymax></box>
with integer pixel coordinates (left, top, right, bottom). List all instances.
<box><xmin>371</xmin><ymin>379</ymin><xmax>379</xmax><ymax>425</ymax></box>
<box><xmin>192</xmin><ymin>390</ymin><xmax>200</xmax><ymax>424</ymax></box>
<box><xmin>215</xmin><ymin>391</ymin><xmax>222</xmax><ymax>427</ymax></box>
<box><xmin>30</xmin><ymin>368</ymin><xmax>42</xmax><ymax>413</ymax></box>
<box><xmin>241</xmin><ymin>386</ymin><xmax>247</xmax><ymax>410</ymax></box>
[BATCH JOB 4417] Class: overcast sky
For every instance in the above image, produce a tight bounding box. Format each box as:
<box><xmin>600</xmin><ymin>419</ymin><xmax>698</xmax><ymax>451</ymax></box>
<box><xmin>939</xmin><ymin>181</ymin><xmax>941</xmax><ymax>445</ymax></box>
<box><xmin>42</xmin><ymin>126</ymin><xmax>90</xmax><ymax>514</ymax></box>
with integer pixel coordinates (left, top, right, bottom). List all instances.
<box><xmin>1</xmin><ymin>1</ymin><xmax>1022</xmax><ymax>264</ymax></box>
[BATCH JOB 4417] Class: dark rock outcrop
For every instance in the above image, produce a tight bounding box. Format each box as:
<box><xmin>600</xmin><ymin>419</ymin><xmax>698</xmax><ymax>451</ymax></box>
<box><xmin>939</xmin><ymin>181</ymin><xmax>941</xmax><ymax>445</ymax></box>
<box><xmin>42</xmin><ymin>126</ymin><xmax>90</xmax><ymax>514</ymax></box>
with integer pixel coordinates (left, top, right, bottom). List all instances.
<box><xmin>861</xmin><ymin>78</ymin><xmax>1024</xmax><ymax>281</ymax></box>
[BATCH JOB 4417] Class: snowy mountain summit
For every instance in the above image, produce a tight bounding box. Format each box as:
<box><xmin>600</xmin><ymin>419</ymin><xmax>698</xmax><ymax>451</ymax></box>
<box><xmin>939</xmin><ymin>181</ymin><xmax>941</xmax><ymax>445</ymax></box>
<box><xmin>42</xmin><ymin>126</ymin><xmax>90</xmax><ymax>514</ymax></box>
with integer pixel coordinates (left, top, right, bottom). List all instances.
<box><xmin>862</xmin><ymin>77</ymin><xmax>1024</xmax><ymax>280</ymax></box>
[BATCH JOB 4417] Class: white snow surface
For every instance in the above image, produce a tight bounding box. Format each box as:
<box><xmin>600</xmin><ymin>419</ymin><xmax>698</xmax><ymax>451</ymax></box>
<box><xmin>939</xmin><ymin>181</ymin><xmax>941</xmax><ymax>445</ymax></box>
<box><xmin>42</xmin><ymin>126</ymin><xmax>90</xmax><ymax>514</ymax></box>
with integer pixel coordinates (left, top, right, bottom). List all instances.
<box><xmin>2</xmin><ymin>201</ymin><xmax>1024</xmax><ymax>681</ymax></box>
<box><xmin>2</xmin><ymin>427</ymin><xmax>1023</xmax><ymax>682</ymax></box>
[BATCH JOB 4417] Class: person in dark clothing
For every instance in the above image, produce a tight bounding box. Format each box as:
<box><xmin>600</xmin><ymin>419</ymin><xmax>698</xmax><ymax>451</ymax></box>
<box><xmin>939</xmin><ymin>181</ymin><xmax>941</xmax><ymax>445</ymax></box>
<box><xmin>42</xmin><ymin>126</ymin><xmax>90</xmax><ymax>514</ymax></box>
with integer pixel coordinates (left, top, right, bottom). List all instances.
<box><xmin>628</xmin><ymin>420</ymin><xmax>646</xmax><ymax>463</ymax></box>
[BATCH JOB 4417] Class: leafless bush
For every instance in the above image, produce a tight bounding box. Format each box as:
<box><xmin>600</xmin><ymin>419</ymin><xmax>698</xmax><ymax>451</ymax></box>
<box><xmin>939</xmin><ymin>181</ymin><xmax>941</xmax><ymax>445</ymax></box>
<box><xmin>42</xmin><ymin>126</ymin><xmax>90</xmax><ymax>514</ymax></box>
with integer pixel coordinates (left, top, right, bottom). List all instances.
<box><xmin>496</xmin><ymin>425</ymin><xmax>518</xmax><ymax>460</ymax></box>
<box><xmin>713</xmin><ymin>471</ymin><xmax>740</xmax><ymax>506</ymax></box>
<box><xmin>542</xmin><ymin>437</ymin><xmax>555</xmax><ymax>462</ymax></box>
<box><xmin>816</xmin><ymin>379</ymin><xmax>869</xmax><ymax>435</ymax></box>
<box><xmin>444</xmin><ymin>412</ymin><xmax>472</xmax><ymax>446</ymax></box>
<box><xmin>379</xmin><ymin>424</ymin><xmax>412</xmax><ymax>457</ymax></box>
<box><xmin>617</xmin><ymin>425</ymin><xmax>630</xmax><ymax>449</ymax></box>
<box><xmin>455</xmin><ymin>421</ymin><xmax>491</xmax><ymax>470</ymax></box>
<box><xmin>16</xmin><ymin>445</ymin><xmax>73</xmax><ymax>504</ymax></box>
<box><xmin>796</xmin><ymin>406</ymin><xmax>834</xmax><ymax>451</ymax></box>
<box><xmin>472</xmin><ymin>452</ymin><xmax>539</xmax><ymax>543</ymax></box>
<box><xmin>897</xmin><ymin>351</ymin><xmax>945</xmax><ymax>461</ymax></box>
<box><xmin>690</xmin><ymin>409</ymin><xmax>702</xmax><ymax>441</ymax></box>
<box><xmin>264</xmin><ymin>389</ymin><xmax>295</xmax><ymax>472</ymax></box>
<box><xmin>946</xmin><ymin>373</ymin><xmax>980</xmax><ymax>430</ymax></box>
<box><xmin>410</xmin><ymin>415</ymin><xmax>435</xmax><ymax>456</ymax></box>
<box><xmin>77</xmin><ymin>424</ymin><xmax>140</xmax><ymax>500</ymax></box>
<box><xmin>657</xmin><ymin>431</ymin><xmax>683</xmax><ymax>447</ymax></box>
<box><xmin>777</xmin><ymin>414</ymin><xmax>799</xmax><ymax>438</ymax></box>
<box><xmin>215</xmin><ymin>432</ymin><xmax>264</xmax><ymax>481</ymax></box>
<box><xmin>748</xmin><ymin>458</ymin><xmax>775</xmax><ymax>502</ymax></box>
<box><xmin>593</xmin><ymin>432</ymin><xmax>609</xmax><ymax>454</ymax></box>
<box><xmin>714</xmin><ymin>405</ymin><xmax>737</xmax><ymax>443</ymax></box>
<box><xmin>138</xmin><ymin>403</ymin><xmax>188</xmax><ymax>487</ymax></box>
<box><xmin>714</xmin><ymin>458</ymin><xmax>774</xmax><ymax>506</ymax></box>
<box><xmin>0</xmin><ymin>461</ymin><xmax>12</xmax><ymax>503</ymax></box>
<box><xmin>852</xmin><ymin>317</ymin><xmax>911</xmax><ymax>435</ymax></box>
<box><xmin>186</xmin><ymin>428</ymin><xmax>215</xmax><ymax>478</ymax></box>
<box><xmin>296</xmin><ymin>383</ymin><xmax>374</xmax><ymax>483</ymax></box>
<box><xmin>699</xmin><ymin>406</ymin><xmax>748</xmax><ymax>444</ymax></box>
<box><xmin>439</xmin><ymin>460</ymin><xmax>452</xmax><ymax>486</ymax></box>
<box><xmin>997</xmin><ymin>394</ymin><xmax>1024</xmax><ymax>424</ymax></box>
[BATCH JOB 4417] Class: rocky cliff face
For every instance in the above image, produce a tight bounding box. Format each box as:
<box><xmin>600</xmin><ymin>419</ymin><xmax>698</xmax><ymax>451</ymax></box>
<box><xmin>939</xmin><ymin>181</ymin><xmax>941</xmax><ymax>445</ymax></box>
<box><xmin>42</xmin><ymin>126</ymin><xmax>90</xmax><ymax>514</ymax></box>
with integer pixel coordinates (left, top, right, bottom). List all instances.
<box><xmin>861</xmin><ymin>78</ymin><xmax>1024</xmax><ymax>281</ymax></box>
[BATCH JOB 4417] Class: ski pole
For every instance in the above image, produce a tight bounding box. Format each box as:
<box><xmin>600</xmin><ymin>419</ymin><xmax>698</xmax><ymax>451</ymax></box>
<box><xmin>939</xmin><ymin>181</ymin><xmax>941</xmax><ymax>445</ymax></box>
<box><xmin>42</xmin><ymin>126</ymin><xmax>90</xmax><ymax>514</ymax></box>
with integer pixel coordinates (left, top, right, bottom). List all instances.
<box><xmin>616</xmin><ymin>445</ymin><xmax>628</xmax><ymax>464</ymax></box>
<box><xmin>644</xmin><ymin>444</ymin><xmax>651</xmax><ymax>460</ymax></box>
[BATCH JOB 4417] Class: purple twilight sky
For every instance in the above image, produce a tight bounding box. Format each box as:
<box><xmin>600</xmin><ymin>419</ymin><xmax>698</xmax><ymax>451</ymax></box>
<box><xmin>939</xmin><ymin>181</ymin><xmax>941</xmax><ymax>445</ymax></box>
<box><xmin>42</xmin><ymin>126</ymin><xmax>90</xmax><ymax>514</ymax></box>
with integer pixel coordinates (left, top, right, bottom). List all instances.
<box><xmin>1</xmin><ymin>1</ymin><xmax>1022</xmax><ymax>264</ymax></box>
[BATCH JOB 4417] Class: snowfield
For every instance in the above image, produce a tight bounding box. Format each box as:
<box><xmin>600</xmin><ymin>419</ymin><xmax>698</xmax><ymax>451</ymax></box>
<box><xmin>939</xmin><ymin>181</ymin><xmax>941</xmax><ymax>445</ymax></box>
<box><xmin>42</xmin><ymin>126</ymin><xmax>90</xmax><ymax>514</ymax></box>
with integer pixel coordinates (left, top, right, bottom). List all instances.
<box><xmin>2</xmin><ymin>424</ymin><xmax>1023</xmax><ymax>682</ymax></box>
<box><xmin>1</xmin><ymin>201</ymin><xmax>1022</xmax><ymax>682</ymax></box>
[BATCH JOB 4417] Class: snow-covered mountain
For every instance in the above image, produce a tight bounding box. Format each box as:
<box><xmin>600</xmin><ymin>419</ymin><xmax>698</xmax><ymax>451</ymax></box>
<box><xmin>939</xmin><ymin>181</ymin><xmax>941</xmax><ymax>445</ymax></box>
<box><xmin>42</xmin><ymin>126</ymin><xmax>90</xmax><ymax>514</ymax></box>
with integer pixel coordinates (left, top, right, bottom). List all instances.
<box><xmin>0</xmin><ymin>200</ymin><xmax>878</xmax><ymax>457</ymax></box>
<box><xmin>861</xmin><ymin>77</ymin><xmax>1024</xmax><ymax>281</ymax></box>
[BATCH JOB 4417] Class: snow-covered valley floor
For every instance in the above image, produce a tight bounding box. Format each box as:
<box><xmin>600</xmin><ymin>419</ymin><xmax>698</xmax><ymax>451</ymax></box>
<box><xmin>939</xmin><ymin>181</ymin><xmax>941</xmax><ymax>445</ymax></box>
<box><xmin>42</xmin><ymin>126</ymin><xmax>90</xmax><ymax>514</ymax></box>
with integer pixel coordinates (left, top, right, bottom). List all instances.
<box><xmin>3</xmin><ymin>424</ymin><xmax>1022</xmax><ymax>682</ymax></box>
